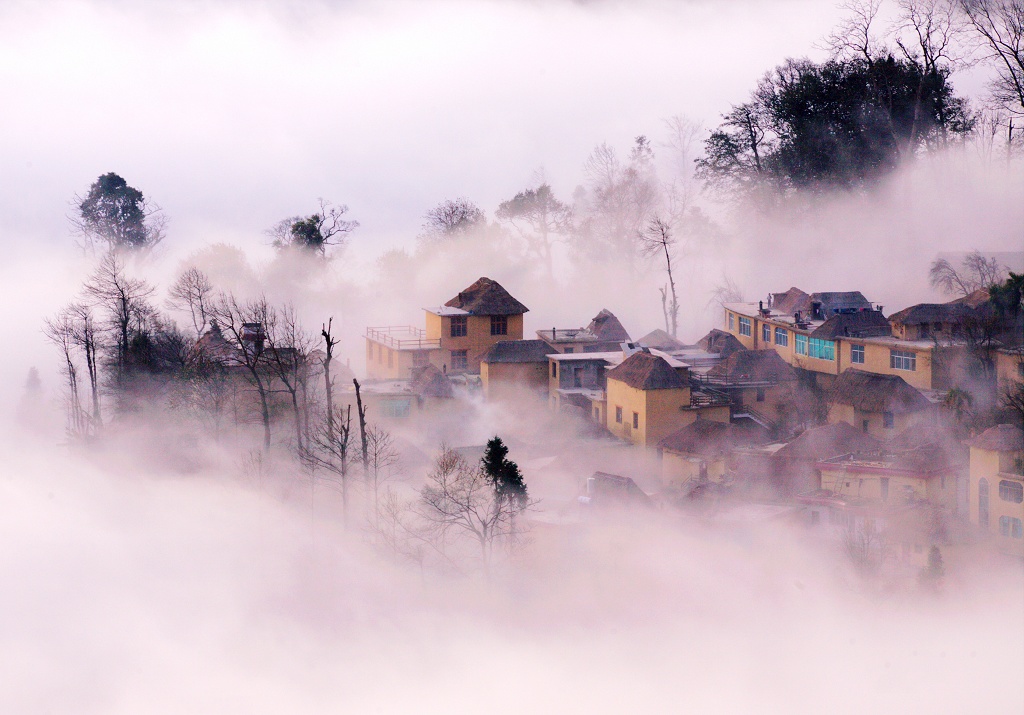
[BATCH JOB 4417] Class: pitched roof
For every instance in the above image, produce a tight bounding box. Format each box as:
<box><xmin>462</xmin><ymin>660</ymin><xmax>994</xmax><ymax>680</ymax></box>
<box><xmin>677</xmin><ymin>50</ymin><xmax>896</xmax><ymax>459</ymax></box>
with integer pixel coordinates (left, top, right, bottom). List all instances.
<box><xmin>445</xmin><ymin>277</ymin><xmax>529</xmax><ymax>316</ymax></box>
<box><xmin>587</xmin><ymin>309</ymin><xmax>631</xmax><ymax>342</ymax></box>
<box><xmin>770</xmin><ymin>287</ymin><xmax>810</xmax><ymax>314</ymax></box>
<box><xmin>801</xmin><ymin>292</ymin><xmax>874</xmax><ymax>319</ymax></box>
<box><xmin>659</xmin><ymin>419</ymin><xmax>770</xmax><ymax>456</ymax></box>
<box><xmin>606</xmin><ymin>351</ymin><xmax>687</xmax><ymax>390</ymax></box>
<box><xmin>888</xmin><ymin>303</ymin><xmax>975</xmax><ymax>326</ymax></box>
<box><xmin>696</xmin><ymin>329</ymin><xmax>746</xmax><ymax>358</ymax></box>
<box><xmin>411</xmin><ymin>364</ymin><xmax>454</xmax><ymax>398</ymax></box>
<box><xmin>829</xmin><ymin>369</ymin><xmax>931</xmax><ymax>414</ymax></box>
<box><xmin>774</xmin><ymin>422</ymin><xmax>883</xmax><ymax>463</ymax></box>
<box><xmin>637</xmin><ymin>329</ymin><xmax>688</xmax><ymax>351</ymax></box>
<box><xmin>706</xmin><ymin>349</ymin><xmax>796</xmax><ymax>383</ymax></box>
<box><xmin>969</xmin><ymin>423</ymin><xmax>1024</xmax><ymax>452</ymax></box>
<box><xmin>948</xmin><ymin>288</ymin><xmax>990</xmax><ymax>309</ymax></box>
<box><xmin>482</xmin><ymin>339</ymin><xmax>551</xmax><ymax>364</ymax></box>
<box><xmin>811</xmin><ymin>310</ymin><xmax>891</xmax><ymax>339</ymax></box>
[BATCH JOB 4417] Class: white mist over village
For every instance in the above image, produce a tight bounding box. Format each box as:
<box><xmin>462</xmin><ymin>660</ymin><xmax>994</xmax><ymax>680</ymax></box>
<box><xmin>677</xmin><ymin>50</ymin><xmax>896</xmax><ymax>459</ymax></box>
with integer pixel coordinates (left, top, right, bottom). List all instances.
<box><xmin>1</xmin><ymin>1</ymin><xmax>1023</xmax><ymax>713</ymax></box>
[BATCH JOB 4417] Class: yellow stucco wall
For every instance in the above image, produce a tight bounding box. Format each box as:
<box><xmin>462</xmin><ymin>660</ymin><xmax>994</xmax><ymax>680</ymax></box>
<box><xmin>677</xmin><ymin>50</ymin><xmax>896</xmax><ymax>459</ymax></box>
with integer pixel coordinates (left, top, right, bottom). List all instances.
<box><xmin>435</xmin><ymin>313</ymin><xmax>524</xmax><ymax>374</ymax></box>
<box><xmin>969</xmin><ymin>446</ymin><xmax>1024</xmax><ymax>557</ymax></box>
<box><xmin>606</xmin><ymin>380</ymin><xmax>692</xmax><ymax>448</ymax></box>
<box><xmin>820</xmin><ymin>467</ymin><xmax>946</xmax><ymax>505</ymax></box>
<box><xmin>482</xmin><ymin>361</ymin><xmax>549</xmax><ymax>400</ymax></box>
<box><xmin>827</xmin><ymin>403</ymin><xmax>919</xmax><ymax>439</ymax></box>
<box><xmin>662</xmin><ymin>451</ymin><xmax>727</xmax><ymax>490</ymax></box>
<box><xmin>365</xmin><ymin>338</ymin><xmax>430</xmax><ymax>380</ymax></box>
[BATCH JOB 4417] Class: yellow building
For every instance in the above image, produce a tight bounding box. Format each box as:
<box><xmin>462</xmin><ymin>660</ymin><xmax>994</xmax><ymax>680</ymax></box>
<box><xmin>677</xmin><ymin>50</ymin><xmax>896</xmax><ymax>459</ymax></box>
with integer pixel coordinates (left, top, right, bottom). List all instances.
<box><xmin>816</xmin><ymin>451</ymin><xmax>957</xmax><ymax>511</ymax></box>
<box><xmin>826</xmin><ymin>368</ymin><xmax>932</xmax><ymax>439</ymax></box>
<box><xmin>658</xmin><ymin>419</ymin><xmax>768</xmax><ymax>491</ymax></box>
<box><xmin>968</xmin><ymin>424</ymin><xmax>1024</xmax><ymax>558</ymax></box>
<box><xmin>365</xmin><ymin>277</ymin><xmax>528</xmax><ymax>379</ymax></box>
<box><xmin>700</xmin><ymin>349</ymin><xmax>800</xmax><ymax>433</ymax></box>
<box><xmin>480</xmin><ymin>340</ymin><xmax>551</xmax><ymax>401</ymax></box>
<box><xmin>604</xmin><ymin>351</ymin><xmax>730</xmax><ymax>448</ymax></box>
<box><xmin>722</xmin><ymin>291</ymin><xmax>955</xmax><ymax>391</ymax></box>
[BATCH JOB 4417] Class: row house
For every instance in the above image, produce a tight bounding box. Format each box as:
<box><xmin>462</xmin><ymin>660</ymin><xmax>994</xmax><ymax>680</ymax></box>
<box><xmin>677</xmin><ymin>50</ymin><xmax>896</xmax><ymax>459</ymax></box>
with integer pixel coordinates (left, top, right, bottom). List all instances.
<box><xmin>722</xmin><ymin>288</ymin><xmax>967</xmax><ymax>392</ymax></box>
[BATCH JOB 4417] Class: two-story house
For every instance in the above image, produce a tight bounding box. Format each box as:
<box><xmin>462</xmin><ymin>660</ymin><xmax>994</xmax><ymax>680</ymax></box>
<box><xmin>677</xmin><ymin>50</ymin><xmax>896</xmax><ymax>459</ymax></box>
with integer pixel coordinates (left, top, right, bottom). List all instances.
<box><xmin>365</xmin><ymin>277</ymin><xmax>528</xmax><ymax>379</ymax></box>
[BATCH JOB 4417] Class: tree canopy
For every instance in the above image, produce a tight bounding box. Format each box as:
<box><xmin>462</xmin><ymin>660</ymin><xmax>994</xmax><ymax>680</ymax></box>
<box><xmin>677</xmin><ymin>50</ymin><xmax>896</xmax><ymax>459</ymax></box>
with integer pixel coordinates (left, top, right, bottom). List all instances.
<box><xmin>271</xmin><ymin>200</ymin><xmax>358</xmax><ymax>256</ymax></box>
<box><xmin>76</xmin><ymin>172</ymin><xmax>164</xmax><ymax>252</ymax></box>
<box><xmin>696</xmin><ymin>55</ymin><xmax>974</xmax><ymax>197</ymax></box>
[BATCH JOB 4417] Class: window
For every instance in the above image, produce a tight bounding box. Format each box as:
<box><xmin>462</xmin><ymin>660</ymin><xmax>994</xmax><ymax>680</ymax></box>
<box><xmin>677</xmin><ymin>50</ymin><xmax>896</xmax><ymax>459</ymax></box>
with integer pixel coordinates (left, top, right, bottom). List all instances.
<box><xmin>413</xmin><ymin>350</ymin><xmax>429</xmax><ymax>367</ymax></box>
<box><xmin>381</xmin><ymin>398</ymin><xmax>411</xmax><ymax>419</ymax></box>
<box><xmin>890</xmin><ymin>349</ymin><xmax>916</xmax><ymax>371</ymax></box>
<box><xmin>490</xmin><ymin>315</ymin><xmax>507</xmax><ymax>336</ymax></box>
<box><xmin>739</xmin><ymin>317</ymin><xmax>752</xmax><ymax>337</ymax></box>
<box><xmin>450</xmin><ymin>316</ymin><xmax>467</xmax><ymax>338</ymax></box>
<box><xmin>999</xmin><ymin>516</ymin><xmax>1023</xmax><ymax>539</ymax></box>
<box><xmin>387</xmin><ymin>348</ymin><xmax>393</xmax><ymax>368</ymax></box>
<box><xmin>451</xmin><ymin>349</ymin><xmax>468</xmax><ymax>371</ymax></box>
<box><xmin>756</xmin><ymin>387</ymin><xmax>766</xmax><ymax>402</ymax></box>
<box><xmin>998</xmin><ymin>479</ymin><xmax>1024</xmax><ymax>503</ymax></box>
<box><xmin>808</xmin><ymin>337</ymin><xmax>835</xmax><ymax>360</ymax></box>
<box><xmin>551</xmin><ymin>361</ymin><xmax>558</xmax><ymax>378</ymax></box>
<box><xmin>632</xmin><ymin>412</ymin><xmax>639</xmax><ymax>429</ymax></box>
<box><xmin>573</xmin><ymin>367</ymin><xmax>583</xmax><ymax>388</ymax></box>
<box><xmin>1018</xmin><ymin>361</ymin><xmax>1024</xmax><ymax>378</ymax></box>
<box><xmin>862</xmin><ymin>420</ymin><xmax>869</xmax><ymax>433</ymax></box>
<box><xmin>377</xmin><ymin>344</ymin><xmax>383</xmax><ymax>363</ymax></box>
<box><xmin>795</xmin><ymin>334</ymin><xmax>807</xmax><ymax>355</ymax></box>
<box><xmin>979</xmin><ymin>478</ymin><xmax>989</xmax><ymax>527</ymax></box>
<box><xmin>851</xmin><ymin>344</ymin><xmax>865</xmax><ymax>364</ymax></box>
<box><xmin>883</xmin><ymin>411</ymin><xmax>894</xmax><ymax>428</ymax></box>
<box><xmin>565</xmin><ymin>347</ymin><xmax>574</xmax><ymax>354</ymax></box>
<box><xmin>762</xmin><ymin>324</ymin><xmax>771</xmax><ymax>343</ymax></box>
<box><xmin>615</xmin><ymin>406</ymin><xmax>623</xmax><ymax>424</ymax></box>
<box><xmin>774</xmin><ymin>328</ymin><xmax>788</xmax><ymax>347</ymax></box>
<box><xmin>728</xmin><ymin>313</ymin><xmax>734</xmax><ymax>330</ymax></box>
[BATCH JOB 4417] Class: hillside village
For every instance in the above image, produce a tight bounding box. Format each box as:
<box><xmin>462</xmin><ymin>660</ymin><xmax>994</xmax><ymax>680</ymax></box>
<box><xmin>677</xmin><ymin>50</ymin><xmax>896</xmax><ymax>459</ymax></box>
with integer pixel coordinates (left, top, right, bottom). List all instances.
<box><xmin>354</xmin><ymin>275</ymin><xmax>1024</xmax><ymax>567</ymax></box>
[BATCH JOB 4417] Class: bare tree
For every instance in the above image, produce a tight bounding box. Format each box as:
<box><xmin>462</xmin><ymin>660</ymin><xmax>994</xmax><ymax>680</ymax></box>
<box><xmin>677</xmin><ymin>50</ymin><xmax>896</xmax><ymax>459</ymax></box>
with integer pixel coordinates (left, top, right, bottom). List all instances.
<box><xmin>640</xmin><ymin>217</ymin><xmax>680</xmax><ymax>339</ymax></box>
<box><xmin>418</xmin><ymin>445</ymin><xmax>531</xmax><ymax>570</ymax></box>
<box><xmin>320</xmin><ymin>318</ymin><xmax>339</xmax><ymax>438</ymax></box>
<box><xmin>419</xmin><ymin>198</ymin><xmax>486</xmax><ymax>243</ymax></box>
<box><xmin>269</xmin><ymin>199</ymin><xmax>359</xmax><ymax>256</ymax></box>
<box><xmin>825</xmin><ymin>0</ymin><xmax>885</xmax><ymax>61</ymax></box>
<box><xmin>353</xmin><ymin>378</ymin><xmax>369</xmax><ymax>477</ymax></box>
<box><xmin>929</xmin><ymin>250</ymin><xmax>1008</xmax><ymax>295</ymax></box>
<box><xmin>957</xmin><ymin>0</ymin><xmax>1024</xmax><ymax>115</ymax></box>
<box><xmin>43</xmin><ymin>311</ymin><xmax>88</xmax><ymax>437</ymax></box>
<box><xmin>67</xmin><ymin>302</ymin><xmax>102</xmax><ymax>428</ymax></box>
<box><xmin>302</xmin><ymin>403</ymin><xmax>355</xmax><ymax>526</ymax></box>
<box><xmin>366</xmin><ymin>424</ymin><xmax>400</xmax><ymax>522</ymax></box>
<box><xmin>263</xmin><ymin>304</ymin><xmax>315</xmax><ymax>452</ymax></box>
<box><xmin>211</xmin><ymin>294</ymin><xmax>276</xmax><ymax>447</ymax></box>
<box><xmin>166</xmin><ymin>266</ymin><xmax>214</xmax><ymax>338</ymax></box>
<box><xmin>82</xmin><ymin>252</ymin><xmax>155</xmax><ymax>385</ymax></box>
<box><xmin>707</xmin><ymin>276</ymin><xmax>744</xmax><ymax>311</ymax></box>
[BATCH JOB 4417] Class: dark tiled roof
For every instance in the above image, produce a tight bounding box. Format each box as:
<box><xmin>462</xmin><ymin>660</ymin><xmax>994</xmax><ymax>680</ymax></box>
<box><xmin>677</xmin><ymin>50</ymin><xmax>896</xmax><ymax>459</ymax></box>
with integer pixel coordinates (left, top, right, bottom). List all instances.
<box><xmin>811</xmin><ymin>310</ymin><xmax>891</xmax><ymax>339</ymax></box>
<box><xmin>411</xmin><ymin>364</ymin><xmax>453</xmax><ymax>398</ymax></box>
<box><xmin>969</xmin><ymin>424</ymin><xmax>1024</xmax><ymax>452</ymax></box>
<box><xmin>706</xmin><ymin>349</ymin><xmax>796</xmax><ymax>383</ymax></box>
<box><xmin>482</xmin><ymin>339</ymin><xmax>551</xmax><ymax>364</ymax></box>
<box><xmin>606</xmin><ymin>352</ymin><xmax>687</xmax><ymax>390</ymax></box>
<box><xmin>637</xmin><ymin>329</ymin><xmax>688</xmax><ymax>351</ymax></box>
<box><xmin>445</xmin><ymin>277</ymin><xmax>529</xmax><ymax>316</ymax></box>
<box><xmin>829</xmin><ymin>369</ymin><xmax>930</xmax><ymax>414</ymax></box>
<box><xmin>770</xmin><ymin>287</ymin><xmax>810</xmax><ymax>314</ymax></box>
<box><xmin>587</xmin><ymin>309</ymin><xmax>631</xmax><ymax>342</ymax></box>
<box><xmin>775</xmin><ymin>422</ymin><xmax>883</xmax><ymax>463</ymax></box>
<box><xmin>800</xmin><ymin>292</ymin><xmax>873</xmax><ymax>319</ymax></box>
<box><xmin>696</xmin><ymin>329</ymin><xmax>746</xmax><ymax>358</ymax></box>
<box><xmin>659</xmin><ymin>419</ymin><xmax>769</xmax><ymax>456</ymax></box>
<box><xmin>888</xmin><ymin>303</ymin><xmax>975</xmax><ymax>326</ymax></box>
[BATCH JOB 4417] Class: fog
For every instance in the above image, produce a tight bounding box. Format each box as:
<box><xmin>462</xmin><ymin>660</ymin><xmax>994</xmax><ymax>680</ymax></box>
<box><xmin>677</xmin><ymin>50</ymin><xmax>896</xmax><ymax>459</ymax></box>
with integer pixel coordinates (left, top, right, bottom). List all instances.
<box><xmin>3</xmin><ymin>0</ymin><xmax>1024</xmax><ymax>713</ymax></box>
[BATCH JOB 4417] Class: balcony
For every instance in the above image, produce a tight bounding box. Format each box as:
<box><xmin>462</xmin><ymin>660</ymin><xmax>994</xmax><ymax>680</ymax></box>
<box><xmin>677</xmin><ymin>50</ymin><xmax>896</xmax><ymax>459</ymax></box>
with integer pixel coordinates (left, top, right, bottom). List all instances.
<box><xmin>366</xmin><ymin>326</ymin><xmax>441</xmax><ymax>351</ymax></box>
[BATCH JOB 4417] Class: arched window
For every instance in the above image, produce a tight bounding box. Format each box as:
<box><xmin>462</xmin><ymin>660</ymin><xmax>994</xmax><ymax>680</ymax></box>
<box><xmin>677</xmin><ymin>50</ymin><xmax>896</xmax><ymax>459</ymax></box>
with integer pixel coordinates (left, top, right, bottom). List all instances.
<box><xmin>979</xmin><ymin>478</ymin><xmax>990</xmax><ymax>528</ymax></box>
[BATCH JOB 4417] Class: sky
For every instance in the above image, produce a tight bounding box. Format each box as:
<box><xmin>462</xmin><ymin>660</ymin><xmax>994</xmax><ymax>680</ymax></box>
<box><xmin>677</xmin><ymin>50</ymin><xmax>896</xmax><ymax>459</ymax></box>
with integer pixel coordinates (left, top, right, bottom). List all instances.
<box><xmin>1</xmin><ymin>0</ymin><xmax>848</xmax><ymax>255</ymax></box>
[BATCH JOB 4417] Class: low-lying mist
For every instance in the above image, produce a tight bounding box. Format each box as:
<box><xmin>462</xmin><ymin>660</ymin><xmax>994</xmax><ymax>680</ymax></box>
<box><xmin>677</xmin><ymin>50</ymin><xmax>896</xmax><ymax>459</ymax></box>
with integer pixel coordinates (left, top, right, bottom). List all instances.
<box><xmin>3</xmin><ymin>414</ymin><xmax>1022</xmax><ymax>714</ymax></box>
